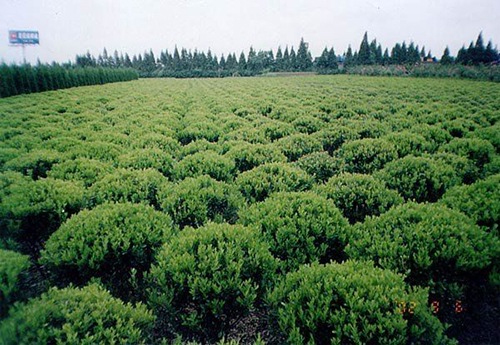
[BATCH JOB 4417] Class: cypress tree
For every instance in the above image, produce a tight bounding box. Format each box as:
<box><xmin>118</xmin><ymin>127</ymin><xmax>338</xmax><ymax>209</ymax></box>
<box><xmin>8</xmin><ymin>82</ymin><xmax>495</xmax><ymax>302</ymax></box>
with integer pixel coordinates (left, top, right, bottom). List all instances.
<box><xmin>344</xmin><ymin>46</ymin><xmax>354</xmax><ymax>67</ymax></box>
<box><xmin>358</xmin><ymin>32</ymin><xmax>372</xmax><ymax>64</ymax></box>
<box><xmin>327</xmin><ymin>47</ymin><xmax>338</xmax><ymax>69</ymax></box>
<box><xmin>440</xmin><ymin>47</ymin><xmax>453</xmax><ymax>65</ymax></box>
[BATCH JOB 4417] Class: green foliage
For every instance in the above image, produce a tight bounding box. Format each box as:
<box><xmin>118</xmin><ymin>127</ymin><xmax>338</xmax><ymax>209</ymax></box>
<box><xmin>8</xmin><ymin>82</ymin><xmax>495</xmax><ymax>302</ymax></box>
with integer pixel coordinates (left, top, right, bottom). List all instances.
<box><xmin>239</xmin><ymin>191</ymin><xmax>349</xmax><ymax>271</ymax></box>
<box><xmin>147</xmin><ymin>223</ymin><xmax>276</xmax><ymax>339</ymax></box>
<box><xmin>47</xmin><ymin>158</ymin><xmax>113</xmax><ymax>187</ymax></box>
<box><xmin>3</xmin><ymin>149</ymin><xmax>61</xmax><ymax>180</ymax></box>
<box><xmin>377</xmin><ymin>155</ymin><xmax>461</xmax><ymax>202</ymax></box>
<box><xmin>0</xmin><ymin>249</ymin><xmax>30</xmax><ymax>317</ymax></box>
<box><xmin>159</xmin><ymin>175</ymin><xmax>244</xmax><ymax>228</ymax></box>
<box><xmin>0</xmin><ymin>177</ymin><xmax>86</xmax><ymax>244</ymax></box>
<box><xmin>0</xmin><ymin>284</ymin><xmax>154</xmax><ymax>344</ymax></box>
<box><xmin>117</xmin><ymin>148</ymin><xmax>175</xmax><ymax>178</ymax></box>
<box><xmin>337</xmin><ymin>138</ymin><xmax>398</xmax><ymax>174</ymax></box>
<box><xmin>173</xmin><ymin>151</ymin><xmax>236</xmax><ymax>181</ymax></box>
<box><xmin>88</xmin><ymin>168</ymin><xmax>167</xmax><ymax>209</ymax></box>
<box><xmin>294</xmin><ymin>151</ymin><xmax>344</xmax><ymax>182</ymax></box>
<box><xmin>440</xmin><ymin>174</ymin><xmax>500</xmax><ymax>231</ymax></box>
<box><xmin>235</xmin><ymin>163</ymin><xmax>313</xmax><ymax>203</ymax></box>
<box><xmin>346</xmin><ymin>203</ymin><xmax>498</xmax><ymax>296</ymax></box>
<box><xmin>383</xmin><ymin>131</ymin><xmax>430</xmax><ymax>157</ymax></box>
<box><xmin>313</xmin><ymin>125</ymin><xmax>360</xmax><ymax>154</ymax></box>
<box><xmin>440</xmin><ymin>138</ymin><xmax>495</xmax><ymax>173</ymax></box>
<box><xmin>178</xmin><ymin>121</ymin><xmax>222</xmax><ymax>144</ymax></box>
<box><xmin>277</xmin><ymin>133</ymin><xmax>322</xmax><ymax>161</ymax></box>
<box><xmin>225</xmin><ymin>142</ymin><xmax>287</xmax><ymax>172</ymax></box>
<box><xmin>317</xmin><ymin>173</ymin><xmax>403</xmax><ymax>223</ymax></box>
<box><xmin>267</xmin><ymin>260</ymin><xmax>455</xmax><ymax>345</ymax></box>
<box><xmin>40</xmin><ymin>203</ymin><xmax>174</xmax><ymax>293</ymax></box>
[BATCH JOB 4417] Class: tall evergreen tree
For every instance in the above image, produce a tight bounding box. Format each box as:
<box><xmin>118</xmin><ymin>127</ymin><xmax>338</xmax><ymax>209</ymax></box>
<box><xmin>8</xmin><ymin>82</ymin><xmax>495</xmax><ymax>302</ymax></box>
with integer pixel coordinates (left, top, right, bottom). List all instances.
<box><xmin>344</xmin><ymin>46</ymin><xmax>355</xmax><ymax>67</ymax></box>
<box><xmin>296</xmin><ymin>38</ymin><xmax>313</xmax><ymax>70</ymax></box>
<box><xmin>358</xmin><ymin>32</ymin><xmax>372</xmax><ymax>64</ymax></box>
<box><xmin>440</xmin><ymin>47</ymin><xmax>453</xmax><ymax>65</ymax></box>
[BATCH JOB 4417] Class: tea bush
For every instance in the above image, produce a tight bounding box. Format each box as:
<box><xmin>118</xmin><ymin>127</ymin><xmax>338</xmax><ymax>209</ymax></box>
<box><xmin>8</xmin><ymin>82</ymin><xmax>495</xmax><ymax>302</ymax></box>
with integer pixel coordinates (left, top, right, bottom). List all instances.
<box><xmin>0</xmin><ymin>249</ymin><xmax>30</xmax><ymax>317</ymax></box>
<box><xmin>0</xmin><ymin>177</ymin><xmax>87</xmax><ymax>245</ymax></box>
<box><xmin>47</xmin><ymin>158</ymin><xmax>113</xmax><ymax>187</ymax></box>
<box><xmin>267</xmin><ymin>260</ymin><xmax>454</xmax><ymax>345</ymax></box>
<box><xmin>159</xmin><ymin>175</ymin><xmax>244</xmax><ymax>228</ymax></box>
<box><xmin>3</xmin><ymin>149</ymin><xmax>61</xmax><ymax>180</ymax></box>
<box><xmin>147</xmin><ymin>223</ymin><xmax>276</xmax><ymax>339</ymax></box>
<box><xmin>377</xmin><ymin>156</ymin><xmax>461</xmax><ymax>202</ymax></box>
<box><xmin>313</xmin><ymin>125</ymin><xmax>360</xmax><ymax>154</ymax></box>
<box><xmin>276</xmin><ymin>133</ymin><xmax>322</xmax><ymax>161</ymax></box>
<box><xmin>88</xmin><ymin>168</ymin><xmax>167</xmax><ymax>209</ymax></box>
<box><xmin>440</xmin><ymin>174</ymin><xmax>500</xmax><ymax>231</ymax></box>
<box><xmin>117</xmin><ymin>148</ymin><xmax>175</xmax><ymax>178</ymax></box>
<box><xmin>235</xmin><ymin>163</ymin><xmax>313</xmax><ymax>203</ymax></box>
<box><xmin>239</xmin><ymin>191</ymin><xmax>349</xmax><ymax>271</ymax></box>
<box><xmin>0</xmin><ymin>284</ymin><xmax>154</xmax><ymax>344</ymax></box>
<box><xmin>40</xmin><ymin>203</ymin><xmax>175</xmax><ymax>292</ymax></box>
<box><xmin>173</xmin><ymin>151</ymin><xmax>236</xmax><ymax>181</ymax></box>
<box><xmin>440</xmin><ymin>138</ymin><xmax>495</xmax><ymax>172</ymax></box>
<box><xmin>178</xmin><ymin>121</ymin><xmax>222</xmax><ymax>144</ymax></box>
<box><xmin>346</xmin><ymin>203</ymin><xmax>498</xmax><ymax>297</ymax></box>
<box><xmin>294</xmin><ymin>151</ymin><xmax>344</xmax><ymax>182</ymax></box>
<box><xmin>317</xmin><ymin>173</ymin><xmax>403</xmax><ymax>223</ymax></box>
<box><xmin>337</xmin><ymin>138</ymin><xmax>398</xmax><ymax>174</ymax></box>
<box><xmin>225</xmin><ymin>142</ymin><xmax>287</xmax><ymax>172</ymax></box>
<box><xmin>383</xmin><ymin>131</ymin><xmax>430</xmax><ymax>157</ymax></box>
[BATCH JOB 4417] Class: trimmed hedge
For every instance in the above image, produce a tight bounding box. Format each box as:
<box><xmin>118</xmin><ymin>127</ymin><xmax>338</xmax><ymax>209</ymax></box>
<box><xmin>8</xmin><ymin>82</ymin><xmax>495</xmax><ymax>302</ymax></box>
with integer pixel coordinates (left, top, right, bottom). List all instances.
<box><xmin>383</xmin><ymin>131</ymin><xmax>430</xmax><ymax>158</ymax></box>
<box><xmin>276</xmin><ymin>133</ymin><xmax>323</xmax><ymax>161</ymax></box>
<box><xmin>267</xmin><ymin>261</ymin><xmax>455</xmax><ymax>345</ymax></box>
<box><xmin>47</xmin><ymin>158</ymin><xmax>113</xmax><ymax>187</ymax></box>
<box><xmin>225</xmin><ymin>142</ymin><xmax>287</xmax><ymax>172</ymax></box>
<box><xmin>337</xmin><ymin>138</ymin><xmax>398</xmax><ymax>174</ymax></box>
<box><xmin>440</xmin><ymin>138</ymin><xmax>495</xmax><ymax>173</ymax></box>
<box><xmin>346</xmin><ymin>203</ymin><xmax>498</xmax><ymax>297</ymax></box>
<box><xmin>0</xmin><ymin>177</ymin><xmax>87</xmax><ymax>245</ymax></box>
<box><xmin>173</xmin><ymin>151</ymin><xmax>236</xmax><ymax>182</ymax></box>
<box><xmin>88</xmin><ymin>168</ymin><xmax>167</xmax><ymax>209</ymax></box>
<box><xmin>313</xmin><ymin>125</ymin><xmax>360</xmax><ymax>155</ymax></box>
<box><xmin>3</xmin><ymin>149</ymin><xmax>61</xmax><ymax>180</ymax></box>
<box><xmin>159</xmin><ymin>175</ymin><xmax>244</xmax><ymax>228</ymax></box>
<box><xmin>317</xmin><ymin>173</ymin><xmax>403</xmax><ymax>223</ymax></box>
<box><xmin>294</xmin><ymin>151</ymin><xmax>345</xmax><ymax>182</ymax></box>
<box><xmin>239</xmin><ymin>191</ymin><xmax>349</xmax><ymax>271</ymax></box>
<box><xmin>178</xmin><ymin>121</ymin><xmax>222</xmax><ymax>145</ymax></box>
<box><xmin>117</xmin><ymin>148</ymin><xmax>175</xmax><ymax>178</ymax></box>
<box><xmin>235</xmin><ymin>163</ymin><xmax>313</xmax><ymax>203</ymax></box>
<box><xmin>0</xmin><ymin>249</ymin><xmax>31</xmax><ymax>317</ymax></box>
<box><xmin>377</xmin><ymin>155</ymin><xmax>461</xmax><ymax>202</ymax></box>
<box><xmin>0</xmin><ymin>284</ymin><xmax>154</xmax><ymax>344</ymax></box>
<box><xmin>147</xmin><ymin>223</ymin><xmax>276</xmax><ymax>339</ymax></box>
<box><xmin>40</xmin><ymin>203</ymin><xmax>175</xmax><ymax>293</ymax></box>
<box><xmin>440</xmin><ymin>174</ymin><xmax>500</xmax><ymax>231</ymax></box>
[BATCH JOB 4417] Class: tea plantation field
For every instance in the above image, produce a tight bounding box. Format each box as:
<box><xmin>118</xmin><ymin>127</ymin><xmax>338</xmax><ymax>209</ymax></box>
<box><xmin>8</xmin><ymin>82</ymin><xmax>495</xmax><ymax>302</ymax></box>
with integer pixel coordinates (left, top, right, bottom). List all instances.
<box><xmin>0</xmin><ymin>76</ymin><xmax>499</xmax><ymax>344</ymax></box>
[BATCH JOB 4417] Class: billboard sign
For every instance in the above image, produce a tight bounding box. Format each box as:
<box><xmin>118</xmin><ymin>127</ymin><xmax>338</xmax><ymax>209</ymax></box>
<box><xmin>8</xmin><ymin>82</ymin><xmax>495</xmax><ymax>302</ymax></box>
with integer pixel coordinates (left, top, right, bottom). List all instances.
<box><xmin>9</xmin><ymin>30</ymin><xmax>39</xmax><ymax>44</ymax></box>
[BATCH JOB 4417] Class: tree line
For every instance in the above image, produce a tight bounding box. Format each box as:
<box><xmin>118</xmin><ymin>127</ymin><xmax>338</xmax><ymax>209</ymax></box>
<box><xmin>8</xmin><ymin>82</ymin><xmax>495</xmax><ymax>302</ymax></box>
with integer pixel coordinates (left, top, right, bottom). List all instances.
<box><xmin>0</xmin><ymin>64</ymin><xmax>138</xmax><ymax>98</ymax></box>
<box><xmin>74</xmin><ymin>32</ymin><xmax>498</xmax><ymax>77</ymax></box>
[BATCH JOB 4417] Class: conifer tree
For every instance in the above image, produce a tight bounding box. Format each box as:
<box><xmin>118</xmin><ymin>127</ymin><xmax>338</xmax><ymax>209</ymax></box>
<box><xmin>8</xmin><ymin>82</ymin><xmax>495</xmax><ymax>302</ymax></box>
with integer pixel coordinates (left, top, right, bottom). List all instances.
<box><xmin>440</xmin><ymin>47</ymin><xmax>453</xmax><ymax>65</ymax></box>
<box><xmin>358</xmin><ymin>32</ymin><xmax>372</xmax><ymax>64</ymax></box>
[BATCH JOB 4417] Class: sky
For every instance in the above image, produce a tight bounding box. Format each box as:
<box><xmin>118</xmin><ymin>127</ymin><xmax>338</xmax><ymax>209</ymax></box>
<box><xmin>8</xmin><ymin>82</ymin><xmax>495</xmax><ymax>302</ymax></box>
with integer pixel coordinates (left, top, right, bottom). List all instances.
<box><xmin>1</xmin><ymin>0</ymin><xmax>499</xmax><ymax>64</ymax></box>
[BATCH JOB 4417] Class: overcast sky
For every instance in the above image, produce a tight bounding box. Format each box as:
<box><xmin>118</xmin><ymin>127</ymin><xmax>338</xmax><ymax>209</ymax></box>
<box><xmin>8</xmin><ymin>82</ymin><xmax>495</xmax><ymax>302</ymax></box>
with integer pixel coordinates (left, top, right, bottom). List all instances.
<box><xmin>1</xmin><ymin>0</ymin><xmax>499</xmax><ymax>64</ymax></box>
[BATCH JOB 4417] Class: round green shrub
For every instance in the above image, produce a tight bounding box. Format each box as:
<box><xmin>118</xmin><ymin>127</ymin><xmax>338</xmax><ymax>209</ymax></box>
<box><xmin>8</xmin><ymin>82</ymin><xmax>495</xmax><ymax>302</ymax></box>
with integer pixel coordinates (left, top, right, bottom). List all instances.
<box><xmin>89</xmin><ymin>168</ymin><xmax>167</xmax><ymax>209</ymax></box>
<box><xmin>383</xmin><ymin>131</ymin><xmax>430</xmax><ymax>157</ymax></box>
<box><xmin>0</xmin><ymin>249</ymin><xmax>30</xmax><ymax>317</ymax></box>
<box><xmin>439</xmin><ymin>138</ymin><xmax>494</xmax><ymax>171</ymax></box>
<box><xmin>47</xmin><ymin>158</ymin><xmax>113</xmax><ymax>187</ymax></box>
<box><xmin>225</xmin><ymin>142</ymin><xmax>287</xmax><ymax>172</ymax></box>
<box><xmin>259</xmin><ymin>120</ymin><xmax>295</xmax><ymax>141</ymax></box>
<box><xmin>313</xmin><ymin>125</ymin><xmax>360</xmax><ymax>155</ymax></box>
<box><xmin>267</xmin><ymin>260</ymin><xmax>454</xmax><ymax>345</ymax></box>
<box><xmin>147</xmin><ymin>223</ymin><xmax>276</xmax><ymax>338</ymax></box>
<box><xmin>0</xmin><ymin>177</ymin><xmax>87</xmax><ymax>245</ymax></box>
<box><xmin>440</xmin><ymin>174</ymin><xmax>500</xmax><ymax>231</ymax></box>
<box><xmin>65</xmin><ymin>140</ymin><xmax>124</xmax><ymax>161</ymax></box>
<box><xmin>472</xmin><ymin>124</ymin><xmax>500</xmax><ymax>152</ymax></box>
<box><xmin>3</xmin><ymin>149</ymin><xmax>61</xmax><ymax>180</ymax></box>
<box><xmin>179</xmin><ymin>139</ymin><xmax>220</xmax><ymax>158</ymax></box>
<box><xmin>40</xmin><ymin>203</ymin><xmax>175</xmax><ymax>293</ymax></box>
<box><xmin>317</xmin><ymin>173</ymin><xmax>403</xmax><ymax>223</ymax></box>
<box><xmin>173</xmin><ymin>151</ymin><xmax>236</xmax><ymax>182</ymax></box>
<box><xmin>235</xmin><ymin>163</ymin><xmax>313</xmax><ymax>203</ymax></box>
<box><xmin>277</xmin><ymin>133</ymin><xmax>322</xmax><ymax>161</ymax></box>
<box><xmin>159</xmin><ymin>175</ymin><xmax>244</xmax><ymax>228</ymax></box>
<box><xmin>337</xmin><ymin>138</ymin><xmax>398</xmax><ymax>174</ymax></box>
<box><xmin>239</xmin><ymin>192</ymin><xmax>349</xmax><ymax>271</ymax></box>
<box><xmin>117</xmin><ymin>148</ymin><xmax>175</xmax><ymax>178</ymax></box>
<box><xmin>178</xmin><ymin>121</ymin><xmax>222</xmax><ymax>144</ymax></box>
<box><xmin>133</xmin><ymin>133</ymin><xmax>181</xmax><ymax>157</ymax></box>
<box><xmin>294</xmin><ymin>151</ymin><xmax>345</xmax><ymax>182</ymax></box>
<box><xmin>0</xmin><ymin>284</ymin><xmax>155</xmax><ymax>345</ymax></box>
<box><xmin>292</xmin><ymin>115</ymin><xmax>324</xmax><ymax>134</ymax></box>
<box><xmin>411</xmin><ymin>124</ymin><xmax>452</xmax><ymax>153</ymax></box>
<box><xmin>442</xmin><ymin>118</ymin><xmax>479</xmax><ymax>138</ymax></box>
<box><xmin>429</xmin><ymin>152</ymin><xmax>479</xmax><ymax>183</ymax></box>
<box><xmin>377</xmin><ymin>156</ymin><xmax>461</xmax><ymax>202</ymax></box>
<box><xmin>346</xmin><ymin>203</ymin><xmax>498</xmax><ymax>296</ymax></box>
